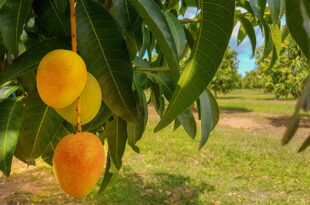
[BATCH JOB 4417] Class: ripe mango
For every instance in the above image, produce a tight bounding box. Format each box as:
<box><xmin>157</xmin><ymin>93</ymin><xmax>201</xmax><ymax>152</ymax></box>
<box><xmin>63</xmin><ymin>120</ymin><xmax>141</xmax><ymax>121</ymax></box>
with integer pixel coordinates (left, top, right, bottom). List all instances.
<box><xmin>36</xmin><ymin>49</ymin><xmax>87</xmax><ymax>108</ymax></box>
<box><xmin>53</xmin><ymin>132</ymin><xmax>105</xmax><ymax>198</ymax></box>
<box><xmin>55</xmin><ymin>72</ymin><xmax>102</xmax><ymax>125</ymax></box>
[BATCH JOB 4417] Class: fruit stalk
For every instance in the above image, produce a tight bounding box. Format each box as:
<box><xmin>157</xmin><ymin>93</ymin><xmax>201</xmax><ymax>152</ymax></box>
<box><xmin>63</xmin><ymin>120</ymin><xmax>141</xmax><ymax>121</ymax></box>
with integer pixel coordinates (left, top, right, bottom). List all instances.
<box><xmin>70</xmin><ymin>0</ymin><xmax>82</xmax><ymax>132</ymax></box>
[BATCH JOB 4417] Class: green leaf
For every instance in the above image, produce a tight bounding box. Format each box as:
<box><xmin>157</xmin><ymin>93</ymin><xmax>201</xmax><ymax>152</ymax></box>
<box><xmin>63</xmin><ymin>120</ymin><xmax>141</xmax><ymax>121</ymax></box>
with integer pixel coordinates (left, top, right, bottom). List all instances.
<box><xmin>282</xmin><ymin>115</ymin><xmax>299</xmax><ymax>145</ymax></box>
<box><xmin>154</xmin><ymin>0</ymin><xmax>235</xmax><ymax>132</ymax></box>
<box><xmin>14</xmin><ymin>90</ymin><xmax>64</xmax><ymax>165</ymax></box>
<box><xmin>127</xmin><ymin>75</ymin><xmax>148</xmax><ymax>153</ymax></box>
<box><xmin>82</xmin><ymin>102</ymin><xmax>112</xmax><ymax>132</ymax></box>
<box><xmin>177</xmin><ymin>109</ymin><xmax>196</xmax><ymax>139</ymax></box>
<box><xmin>102</xmin><ymin>117</ymin><xmax>127</xmax><ymax>169</ymax></box>
<box><xmin>237</xmin><ymin>24</ymin><xmax>246</xmax><ymax>46</ymax></box>
<box><xmin>262</xmin><ymin>20</ymin><xmax>273</xmax><ymax>58</ymax></box>
<box><xmin>269</xmin><ymin>24</ymin><xmax>282</xmax><ymax>57</ymax></box>
<box><xmin>0</xmin><ymin>0</ymin><xmax>33</xmax><ymax>55</ymax></box>
<box><xmin>286</xmin><ymin>0</ymin><xmax>310</xmax><ymax>59</ymax></box>
<box><xmin>184</xmin><ymin>27</ymin><xmax>195</xmax><ymax>50</ymax></box>
<box><xmin>0</xmin><ymin>99</ymin><xmax>23</xmax><ymax>176</ymax></box>
<box><xmin>112</xmin><ymin>0</ymin><xmax>142</xmax><ymax>59</ymax></box>
<box><xmin>239</xmin><ymin>17</ymin><xmax>257</xmax><ymax>57</ymax></box>
<box><xmin>0</xmin><ymin>0</ymin><xmax>7</xmax><ymax>9</ymax></box>
<box><xmin>165</xmin><ymin>12</ymin><xmax>186</xmax><ymax>58</ymax></box>
<box><xmin>128</xmin><ymin>0</ymin><xmax>180</xmax><ymax>82</ymax></box>
<box><xmin>0</xmin><ymin>84</ymin><xmax>20</xmax><ymax>103</ymax></box>
<box><xmin>268</xmin><ymin>0</ymin><xmax>282</xmax><ymax>24</ymax></box>
<box><xmin>98</xmin><ymin>151</ymin><xmax>115</xmax><ymax>195</ymax></box>
<box><xmin>32</xmin><ymin>0</ymin><xmax>70</xmax><ymax>36</ymax></box>
<box><xmin>54</xmin><ymin>0</ymin><xmax>68</xmax><ymax>13</ymax></box>
<box><xmin>76</xmin><ymin>0</ymin><xmax>138</xmax><ymax>122</ymax></box>
<box><xmin>259</xmin><ymin>0</ymin><xmax>267</xmax><ymax>20</ymax></box>
<box><xmin>199</xmin><ymin>89</ymin><xmax>219</xmax><ymax>149</ymax></box>
<box><xmin>207</xmin><ymin>89</ymin><xmax>219</xmax><ymax>131</ymax></box>
<box><xmin>112</xmin><ymin>0</ymin><xmax>140</xmax><ymax>32</ymax></box>
<box><xmin>0</xmin><ymin>37</ymin><xmax>70</xmax><ymax>85</ymax></box>
<box><xmin>249</xmin><ymin>0</ymin><xmax>260</xmax><ymax>19</ymax></box>
<box><xmin>298</xmin><ymin>134</ymin><xmax>310</xmax><ymax>152</ymax></box>
<box><xmin>139</xmin><ymin>27</ymin><xmax>151</xmax><ymax>58</ymax></box>
<box><xmin>41</xmin><ymin>122</ymin><xmax>73</xmax><ymax>166</ymax></box>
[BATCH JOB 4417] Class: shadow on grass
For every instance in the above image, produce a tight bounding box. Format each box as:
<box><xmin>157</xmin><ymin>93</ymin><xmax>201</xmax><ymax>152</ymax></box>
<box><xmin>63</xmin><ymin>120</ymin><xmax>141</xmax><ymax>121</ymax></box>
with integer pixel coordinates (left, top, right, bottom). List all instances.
<box><xmin>98</xmin><ymin>171</ymin><xmax>214</xmax><ymax>205</ymax></box>
<box><xmin>268</xmin><ymin>116</ymin><xmax>310</xmax><ymax>128</ymax></box>
<box><xmin>219</xmin><ymin>106</ymin><xmax>251</xmax><ymax>114</ymax></box>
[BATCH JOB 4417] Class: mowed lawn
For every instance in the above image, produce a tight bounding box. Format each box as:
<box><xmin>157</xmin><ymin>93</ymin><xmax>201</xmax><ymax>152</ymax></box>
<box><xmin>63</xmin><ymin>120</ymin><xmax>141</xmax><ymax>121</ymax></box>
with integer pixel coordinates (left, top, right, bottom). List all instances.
<box><xmin>2</xmin><ymin>89</ymin><xmax>310</xmax><ymax>205</ymax></box>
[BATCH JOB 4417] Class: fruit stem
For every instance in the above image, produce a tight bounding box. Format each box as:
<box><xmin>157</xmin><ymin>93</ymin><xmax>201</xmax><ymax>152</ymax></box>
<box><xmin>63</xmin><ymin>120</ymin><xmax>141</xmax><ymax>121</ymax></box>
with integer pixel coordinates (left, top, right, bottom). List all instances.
<box><xmin>70</xmin><ymin>0</ymin><xmax>77</xmax><ymax>53</ymax></box>
<box><xmin>70</xmin><ymin>0</ymin><xmax>82</xmax><ymax>132</ymax></box>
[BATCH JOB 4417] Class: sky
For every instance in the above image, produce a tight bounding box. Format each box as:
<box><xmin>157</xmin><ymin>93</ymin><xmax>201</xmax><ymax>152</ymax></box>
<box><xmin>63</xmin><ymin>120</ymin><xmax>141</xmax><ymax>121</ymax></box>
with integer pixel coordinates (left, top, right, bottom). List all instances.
<box><xmin>181</xmin><ymin>8</ymin><xmax>264</xmax><ymax>77</ymax></box>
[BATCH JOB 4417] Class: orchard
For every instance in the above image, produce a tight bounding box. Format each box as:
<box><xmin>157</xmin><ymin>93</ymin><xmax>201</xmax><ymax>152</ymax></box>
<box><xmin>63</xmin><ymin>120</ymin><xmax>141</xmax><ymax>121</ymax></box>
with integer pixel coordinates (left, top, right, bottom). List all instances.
<box><xmin>0</xmin><ymin>0</ymin><xmax>310</xmax><ymax>200</ymax></box>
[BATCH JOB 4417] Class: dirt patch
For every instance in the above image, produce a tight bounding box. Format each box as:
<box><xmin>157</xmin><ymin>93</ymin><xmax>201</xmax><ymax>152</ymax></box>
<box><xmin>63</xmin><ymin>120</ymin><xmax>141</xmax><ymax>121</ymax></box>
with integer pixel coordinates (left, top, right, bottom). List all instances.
<box><xmin>268</xmin><ymin>116</ymin><xmax>310</xmax><ymax>128</ymax></box>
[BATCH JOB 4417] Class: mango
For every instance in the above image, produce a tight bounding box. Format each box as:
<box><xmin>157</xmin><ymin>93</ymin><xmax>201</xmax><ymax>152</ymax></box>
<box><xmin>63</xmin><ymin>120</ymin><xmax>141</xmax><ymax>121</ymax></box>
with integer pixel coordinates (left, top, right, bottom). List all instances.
<box><xmin>55</xmin><ymin>72</ymin><xmax>102</xmax><ymax>125</ymax></box>
<box><xmin>53</xmin><ymin>132</ymin><xmax>105</xmax><ymax>198</ymax></box>
<box><xmin>36</xmin><ymin>49</ymin><xmax>87</xmax><ymax>108</ymax></box>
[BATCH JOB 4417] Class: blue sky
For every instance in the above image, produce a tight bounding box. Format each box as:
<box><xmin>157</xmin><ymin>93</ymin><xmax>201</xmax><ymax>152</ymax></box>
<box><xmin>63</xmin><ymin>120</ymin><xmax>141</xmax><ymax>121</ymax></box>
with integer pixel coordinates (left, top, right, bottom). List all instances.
<box><xmin>181</xmin><ymin>8</ymin><xmax>264</xmax><ymax>77</ymax></box>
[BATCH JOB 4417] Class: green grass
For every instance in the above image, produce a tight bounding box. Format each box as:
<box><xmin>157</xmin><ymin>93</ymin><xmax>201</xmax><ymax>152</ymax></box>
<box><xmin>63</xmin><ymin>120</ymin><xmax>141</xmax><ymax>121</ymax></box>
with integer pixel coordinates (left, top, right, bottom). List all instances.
<box><xmin>86</xmin><ymin>119</ymin><xmax>310</xmax><ymax>205</ymax></box>
<box><xmin>217</xmin><ymin>99</ymin><xmax>296</xmax><ymax>115</ymax></box>
<box><xmin>217</xmin><ymin>89</ymin><xmax>295</xmax><ymax>100</ymax></box>
<box><xmin>216</xmin><ymin>89</ymin><xmax>297</xmax><ymax>115</ymax></box>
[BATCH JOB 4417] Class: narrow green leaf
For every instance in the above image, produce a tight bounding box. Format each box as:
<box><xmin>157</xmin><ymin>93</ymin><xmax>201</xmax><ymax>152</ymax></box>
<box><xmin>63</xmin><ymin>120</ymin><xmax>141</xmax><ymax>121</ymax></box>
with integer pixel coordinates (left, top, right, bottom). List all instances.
<box><xmin>139</xmin><ymin>27</ymin><xmax>151</xmax><ymax>58</ymax></box>
<box><xmin>173</xmin><ymin>119</ymin><xmax>181</xmax><ymax>131</ymax></box>
<box><xmin>199</xmin><ymin>91</ymin><xmax>212</xmax><ymax>149</ymax></box>
<box><xmin>129</xmin><ymin>0</ymin><xmax>180</xmax><ymax>82</ymax></box>
<box><xmin>298</xmin><ymin>134</ymin><xmax>310</xmax><ymax>152</ymax></box>
<box><xmin>269</xmin><ymin>24</ymin><xmax>282</xmax><ymax>57</ymax></box>
<box><xmin>184</xmin><ymin>27</ymin><xmax>195</xmax><ymax>50</ymax></box>
<box><xmin>286</xmin><ymin>0</ymin><xmax>310</xmax><ymax>59</ymax></box>
<box><xmin>112</xmin><ymin>0</ymin><xmax>140</xmax><ymax>32</ymax></box>
<box><xmin>76</xmin><ymin>0</ymin><xmax>138</xmax><ymax>122</ymax></box>
<box><xmin>198</xmin><ymin>90</ymin><xmax>219</xmax><ymax>149</ymax></box>
<box><xmin>259</xmin><ymin>0</ymin><xmax>267</xmax><ymax>20</ymax></box>
<box><xmin>237</xmin><ymin>24</ymin><xmax>246</xmax><ymax>46</ymax></box>
<box><xmin>0</xmin><ymin>0</ymin><xmax>33</xmax><ymax>55</ymax></box>
<box><xmin>0</xmin><ymin>99</ymin><xmax>23</xmax><ymax>176</ymax></box>
<box><xmin>0</xmin><ymin>84</ymin><xmax>20</xmax><ymax>103</ymax></box>
<box><xmin>102</xmin><ymin>117</ymin><xmax>127</xmax><ymax>170</ymax></box>
<box><xmin>177</xmin><ymin>109</ymin><xmax>196</xmax><ymax>139</ymax></box>
<box><xmin>127</xmin><ymin>75</ymin><xmax>148</xmax><ymax>153</ymax></box>
<box><xmin>282</xmin><ymin>115</ymin><xmax>299</xmax><ymax>145</ymax></box>
<box><xmin>207</xmin><ymin>89</ymin><xmax>219</xmax><ymax>131</ymax></box>
<box><xmin>32</xmin><ymin>0</ymin><xmax>70</xmax><ymax>36</ymax></box>
<box><xmin>82</xmin><ymin>102</ymin><xmax>112</xmax><ymax>132</ymax></box>
<box><xmin>98</xmin><ymin>151</ymin><xmax>115</xmax><ymax>195</ymax></box>
<box><xmin>0</xmin><ymin>37</ymin><xmax>70</xmax><ymax>85</ymax></box>
<box><xmin>155</xmin><ymin>0</ymin><xmax>235</xmax><ymax>132</ymax></box>
<box><xmin>268</xmin><ymin>0</ymin><xmax>282</xmax><ymax>24</ymax></box>
<box><xmin>249</xmin><ymin>0</ymin><xmax>260</xmax><ymax>19</ymax></box>
<box><xmin>262</xmin><ymin>20</ymin><xmax>273</xmax><ymax>58</ymax></box>
<box><xmin>14</xmin><ymin>90</ymin><xmax>63</xmax><ymax>165</ymax></box>
<box><xmin>239</xmin><ymin>17</ymin><xmax>257</xmax><ymax>57</ymax></box>
<box><xmin>41</xmin><ymin>122</ymin><xmax>73</xmax><ymax>166</ymax></box>
<box><xmin>165</xmin><ymin>12</ymin><xmax>186</xmax><ymax>58</ymax></box>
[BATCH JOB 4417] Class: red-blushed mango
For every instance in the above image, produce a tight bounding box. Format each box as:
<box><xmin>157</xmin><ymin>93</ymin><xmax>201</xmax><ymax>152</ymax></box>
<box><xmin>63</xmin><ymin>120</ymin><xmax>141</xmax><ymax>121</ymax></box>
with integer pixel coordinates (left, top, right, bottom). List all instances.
<box><xmin>55</xmin><ymin>72</ymin><xmax>102</xmax><ymax>125</ymax></box>
<box><xmin>52</xmin><ymin>132</ymin><xmax>105</xmax><ymax>198</ymax></box>
<box><xmin>36</xmin><ymin>49</ymin><xmax>87</xmax><ymax>108</ymax></box>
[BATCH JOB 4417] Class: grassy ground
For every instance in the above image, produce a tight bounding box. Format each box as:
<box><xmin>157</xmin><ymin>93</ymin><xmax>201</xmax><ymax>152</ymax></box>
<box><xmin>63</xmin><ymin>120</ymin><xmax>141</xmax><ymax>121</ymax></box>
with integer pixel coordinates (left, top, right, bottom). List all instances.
<box><xmin>217</xmin><ymin>89</ymin><xmax>297</xmax><ymax>115</ymax></box>
<box><xmin>1</xmin><ymin>89</ymin><xmax>310</xmax><ymax>204</ymax></box>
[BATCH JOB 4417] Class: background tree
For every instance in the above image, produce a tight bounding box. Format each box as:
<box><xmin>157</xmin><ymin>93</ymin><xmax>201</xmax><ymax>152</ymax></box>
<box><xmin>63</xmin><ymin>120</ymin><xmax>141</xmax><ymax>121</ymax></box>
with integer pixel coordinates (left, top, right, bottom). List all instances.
<box><xmin>209</xmin><ymin>47</ymin><xmax>241</xmax><ymax>97</ymax></box>
<box><xmin>254</xmin><ymin>38</ymin><xmax>309</xmax><ymax>99</ymax></box>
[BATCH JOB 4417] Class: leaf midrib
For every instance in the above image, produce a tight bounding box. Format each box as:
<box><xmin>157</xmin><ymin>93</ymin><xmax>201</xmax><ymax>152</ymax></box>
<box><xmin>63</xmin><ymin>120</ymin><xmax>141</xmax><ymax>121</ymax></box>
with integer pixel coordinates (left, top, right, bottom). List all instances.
<box><xmin>80</xmin><ymin>0</ymin><xmax>134</xmax><ymax>121</ymax></box>
<box><xmin>30</xmin><ymin>106</ymin><xmax>48</xmax><ymax>158</ymax></box>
